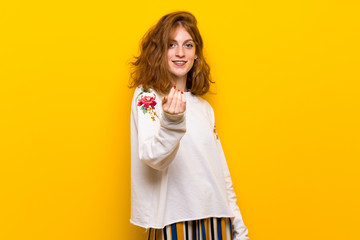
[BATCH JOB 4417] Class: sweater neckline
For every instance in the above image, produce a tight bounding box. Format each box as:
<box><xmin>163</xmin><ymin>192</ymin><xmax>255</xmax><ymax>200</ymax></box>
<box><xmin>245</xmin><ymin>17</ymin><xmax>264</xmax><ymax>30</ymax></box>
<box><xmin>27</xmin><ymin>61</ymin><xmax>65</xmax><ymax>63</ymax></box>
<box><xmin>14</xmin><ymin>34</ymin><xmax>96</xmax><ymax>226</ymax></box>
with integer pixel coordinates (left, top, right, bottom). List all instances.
<box><xmin>184</xmin><ymin>91</ymin><xmax>200</xmax><ymax>103</ymax></box>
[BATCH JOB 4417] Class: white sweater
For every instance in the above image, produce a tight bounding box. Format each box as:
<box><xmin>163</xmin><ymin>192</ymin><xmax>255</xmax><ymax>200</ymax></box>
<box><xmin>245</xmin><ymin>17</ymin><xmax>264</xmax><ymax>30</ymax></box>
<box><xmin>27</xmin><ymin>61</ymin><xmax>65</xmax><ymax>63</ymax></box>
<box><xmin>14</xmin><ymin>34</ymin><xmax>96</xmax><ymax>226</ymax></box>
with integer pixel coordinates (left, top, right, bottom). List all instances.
<box><xmin>130</xmin><ymin>86</ymin><xmax>249</xmax><ymax>240</ymax></box>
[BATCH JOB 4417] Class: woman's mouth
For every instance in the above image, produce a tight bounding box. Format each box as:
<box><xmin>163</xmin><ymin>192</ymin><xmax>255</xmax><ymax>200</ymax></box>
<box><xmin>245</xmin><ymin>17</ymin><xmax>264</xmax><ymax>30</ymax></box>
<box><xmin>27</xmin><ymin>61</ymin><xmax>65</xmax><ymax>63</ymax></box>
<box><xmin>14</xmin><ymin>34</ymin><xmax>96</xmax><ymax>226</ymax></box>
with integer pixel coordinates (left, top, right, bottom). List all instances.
<box><xmin>172</xmin><ymin>60</ymin><xmax>187</xmax><ymax>66</ymax></box>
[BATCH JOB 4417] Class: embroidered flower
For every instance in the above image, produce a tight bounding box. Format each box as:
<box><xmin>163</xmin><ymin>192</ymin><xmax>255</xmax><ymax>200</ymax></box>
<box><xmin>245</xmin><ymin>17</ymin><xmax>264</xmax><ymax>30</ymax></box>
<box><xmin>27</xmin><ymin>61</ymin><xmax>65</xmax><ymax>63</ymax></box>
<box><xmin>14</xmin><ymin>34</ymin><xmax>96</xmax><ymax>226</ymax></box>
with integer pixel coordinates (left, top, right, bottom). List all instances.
<box><xmin>136</xmin><ymin>88</ymin><xmax>159</xmax><ymax>121</ymax></box>
<box><xmin>213</xmin><ymin>124</ymin><xmax>219</xmax><ymax>140</ymax></box>
<box><xmin>138</xmin><ymin>94</ymin><xmax>157</xmax><ymax>109</ymax></box>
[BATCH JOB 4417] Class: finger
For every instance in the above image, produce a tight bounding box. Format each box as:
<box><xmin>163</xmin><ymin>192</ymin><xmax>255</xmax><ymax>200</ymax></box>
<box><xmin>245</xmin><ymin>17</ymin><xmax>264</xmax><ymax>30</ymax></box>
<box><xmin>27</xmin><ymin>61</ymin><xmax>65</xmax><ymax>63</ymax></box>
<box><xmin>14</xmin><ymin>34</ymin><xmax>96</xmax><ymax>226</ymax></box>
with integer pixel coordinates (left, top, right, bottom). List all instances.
<box><xmin>175</xmin><ymin>90</ymin><xmax>182</xmax><ymax>113</ymax></box>
<box><xmin>162</xmin><ymin>96</ymin><xmax>167</xmax><ymax>105</ymax></box>
<box><xmin>166</xmin><ymin>86</ymin><xmax>176</xmax><ymax>108</ymax></box>
<box><xmin>169</xmin><ymin>90</ymin><xmax>179</xmax><ymax>113</ymax></box>
<box><xmin>181</xmin><ymin>91</ymin><xmax>186</xmax><ymax>112</ymax></box>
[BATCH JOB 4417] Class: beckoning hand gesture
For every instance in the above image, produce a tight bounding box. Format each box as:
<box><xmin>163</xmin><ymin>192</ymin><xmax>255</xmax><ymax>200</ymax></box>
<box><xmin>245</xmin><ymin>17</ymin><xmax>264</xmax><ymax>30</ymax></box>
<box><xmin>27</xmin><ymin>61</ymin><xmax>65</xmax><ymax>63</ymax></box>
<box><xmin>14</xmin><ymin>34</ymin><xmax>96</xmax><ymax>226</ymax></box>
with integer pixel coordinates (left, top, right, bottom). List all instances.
<box><xmin>162</xmin><ymin>86</ymin><xmax>186</xmax><ymax>114</ymax></box>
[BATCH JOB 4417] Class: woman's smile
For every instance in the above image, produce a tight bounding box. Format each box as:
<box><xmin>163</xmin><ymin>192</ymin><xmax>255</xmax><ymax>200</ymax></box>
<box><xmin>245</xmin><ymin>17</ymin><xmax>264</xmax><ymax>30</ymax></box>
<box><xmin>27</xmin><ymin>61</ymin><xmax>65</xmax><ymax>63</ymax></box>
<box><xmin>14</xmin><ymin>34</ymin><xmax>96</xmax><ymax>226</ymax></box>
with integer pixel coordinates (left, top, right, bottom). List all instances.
<box><xmin>172</xmin><ymin>60</ymin><xmax>188</xmax><ymax>67</ymax></box>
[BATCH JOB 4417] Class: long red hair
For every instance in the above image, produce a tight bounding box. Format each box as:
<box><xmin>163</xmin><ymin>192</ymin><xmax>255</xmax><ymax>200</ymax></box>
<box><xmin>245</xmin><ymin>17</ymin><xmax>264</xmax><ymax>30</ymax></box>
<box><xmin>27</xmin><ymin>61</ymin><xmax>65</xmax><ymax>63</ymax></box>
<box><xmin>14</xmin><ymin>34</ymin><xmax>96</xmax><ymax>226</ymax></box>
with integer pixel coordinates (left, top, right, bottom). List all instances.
<box><xmin>128</xmin><ymin>11</ymin><xmax>214</xmax><ymax>96</ymax></box>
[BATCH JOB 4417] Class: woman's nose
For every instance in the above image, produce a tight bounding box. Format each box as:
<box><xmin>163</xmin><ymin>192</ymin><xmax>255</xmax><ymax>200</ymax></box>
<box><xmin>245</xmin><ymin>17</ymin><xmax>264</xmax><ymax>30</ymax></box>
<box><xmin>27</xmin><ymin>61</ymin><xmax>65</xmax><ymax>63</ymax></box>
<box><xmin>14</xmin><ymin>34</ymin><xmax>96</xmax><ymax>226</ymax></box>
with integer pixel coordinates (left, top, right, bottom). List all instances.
<box><xmin>176</xmin><ymin>46</ymin><xmax>185</xmax><ymax>57</ymax></box>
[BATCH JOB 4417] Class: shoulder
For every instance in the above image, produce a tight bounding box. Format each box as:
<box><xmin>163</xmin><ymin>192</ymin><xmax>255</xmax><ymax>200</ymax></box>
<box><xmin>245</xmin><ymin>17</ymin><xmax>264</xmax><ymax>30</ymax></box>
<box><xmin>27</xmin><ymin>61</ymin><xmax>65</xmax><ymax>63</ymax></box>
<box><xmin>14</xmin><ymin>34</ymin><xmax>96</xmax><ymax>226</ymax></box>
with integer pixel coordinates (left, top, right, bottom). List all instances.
<box><xmin>132</xmin><ymin>86</ymin><xmax>161</xmax><ymax>104</ymax></box>
<box><xmin>134</xmin><ymin>85</ymin><xmax>164</xmax><ymax>96</ymax></box>
<box><xmin>195</xmin><ymin>95</ymin><xmax>213</xmax><ymax>113</ymax></box>
<box><xmin>192</xmin><ymin>95</ymin><xmax>215</xmax><ymax>123</ymax></box>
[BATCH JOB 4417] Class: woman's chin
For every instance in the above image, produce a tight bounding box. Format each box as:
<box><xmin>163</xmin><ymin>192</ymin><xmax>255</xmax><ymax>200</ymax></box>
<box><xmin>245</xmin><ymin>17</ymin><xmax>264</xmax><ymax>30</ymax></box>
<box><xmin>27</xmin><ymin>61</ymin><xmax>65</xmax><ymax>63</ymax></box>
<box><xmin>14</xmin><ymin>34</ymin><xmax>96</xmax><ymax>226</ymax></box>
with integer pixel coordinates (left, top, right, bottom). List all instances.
<box><xmin>169</xmin><ymin>73</ymin><xmax>187</xmax><ymax>80</ymax></box>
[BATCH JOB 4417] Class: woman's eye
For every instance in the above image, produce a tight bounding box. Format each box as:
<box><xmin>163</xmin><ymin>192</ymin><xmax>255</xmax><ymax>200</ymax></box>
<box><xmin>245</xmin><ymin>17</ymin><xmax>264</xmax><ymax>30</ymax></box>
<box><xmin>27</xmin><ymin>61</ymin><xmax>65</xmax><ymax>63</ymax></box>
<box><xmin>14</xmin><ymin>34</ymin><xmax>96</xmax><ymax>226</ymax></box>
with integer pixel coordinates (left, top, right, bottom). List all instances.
<box><xmin>169</xmin><ymin>43</ymin><xmax>176</xmax><ymax>48</ymax></box>
<box><xmin>185</xmin><ymin>43</ymin><xmax>194</xmax><ymax>48</ymax></box>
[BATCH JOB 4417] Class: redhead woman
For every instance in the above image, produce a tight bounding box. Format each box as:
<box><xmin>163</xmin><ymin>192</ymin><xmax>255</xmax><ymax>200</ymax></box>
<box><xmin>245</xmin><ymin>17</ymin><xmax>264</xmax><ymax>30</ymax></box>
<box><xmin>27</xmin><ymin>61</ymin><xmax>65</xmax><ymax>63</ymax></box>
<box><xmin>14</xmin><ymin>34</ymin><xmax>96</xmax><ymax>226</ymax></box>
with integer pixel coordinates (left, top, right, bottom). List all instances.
<box><xmin>129</xmin><ymin>11</ymin><xmax>250</xmax><ymax>240</ymax></box>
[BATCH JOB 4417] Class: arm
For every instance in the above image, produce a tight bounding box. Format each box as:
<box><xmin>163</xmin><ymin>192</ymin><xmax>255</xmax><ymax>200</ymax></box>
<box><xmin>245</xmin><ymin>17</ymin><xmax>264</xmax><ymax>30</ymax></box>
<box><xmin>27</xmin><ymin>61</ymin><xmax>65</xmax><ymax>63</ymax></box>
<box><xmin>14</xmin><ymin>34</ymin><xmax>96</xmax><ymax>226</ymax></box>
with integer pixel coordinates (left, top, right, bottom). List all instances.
<box><xmin>209</xmin><ymin>105</ymin><xmax>250</xmax><ymax>240</ymax></box>
<box><xmin>133</xmin><ymin>87</ymin><xmax>186</xmax><ymax>170</ymax></box>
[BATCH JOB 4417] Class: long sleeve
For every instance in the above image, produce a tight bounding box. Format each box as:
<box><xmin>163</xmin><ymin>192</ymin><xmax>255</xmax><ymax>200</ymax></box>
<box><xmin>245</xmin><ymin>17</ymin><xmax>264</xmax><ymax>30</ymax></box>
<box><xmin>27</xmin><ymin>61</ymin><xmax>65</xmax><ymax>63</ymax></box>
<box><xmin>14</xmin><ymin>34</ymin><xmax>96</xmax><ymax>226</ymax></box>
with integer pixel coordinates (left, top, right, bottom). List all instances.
<box><xmin>132</xmin><ymin>87</ymin><xmax>186</xmax><ymax>171</ymax></box>
<box><xmin>208</xmin><ymin>105</ymin><xmax>250</xmax><ymax>240</ymax></box>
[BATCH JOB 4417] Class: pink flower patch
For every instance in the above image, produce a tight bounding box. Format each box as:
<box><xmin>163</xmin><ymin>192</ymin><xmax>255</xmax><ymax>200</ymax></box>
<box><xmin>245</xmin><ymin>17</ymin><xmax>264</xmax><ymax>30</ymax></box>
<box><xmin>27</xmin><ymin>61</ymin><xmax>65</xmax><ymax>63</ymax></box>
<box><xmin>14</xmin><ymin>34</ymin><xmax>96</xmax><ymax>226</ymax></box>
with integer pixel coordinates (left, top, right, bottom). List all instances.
<box><xmin>137</xmin><ymin>95</ymin><xmax>157</xmax><ymax>110</ymax></box>
<box><xmin>136</xmin><ymin>88</ymin><xmax>159</xmax><ymax>121</ymax></box>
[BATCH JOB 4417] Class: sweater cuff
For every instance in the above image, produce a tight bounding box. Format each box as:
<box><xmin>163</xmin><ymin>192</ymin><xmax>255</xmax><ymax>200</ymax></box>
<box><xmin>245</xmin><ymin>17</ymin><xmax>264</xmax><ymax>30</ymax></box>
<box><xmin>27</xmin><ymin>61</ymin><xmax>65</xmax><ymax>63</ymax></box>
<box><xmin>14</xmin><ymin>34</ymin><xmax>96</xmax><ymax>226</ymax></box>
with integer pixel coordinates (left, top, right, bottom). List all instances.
<box><xmin>160</xmin><ymin>111</ymin><xmax>186</xmax><ymax>130</ymax></box>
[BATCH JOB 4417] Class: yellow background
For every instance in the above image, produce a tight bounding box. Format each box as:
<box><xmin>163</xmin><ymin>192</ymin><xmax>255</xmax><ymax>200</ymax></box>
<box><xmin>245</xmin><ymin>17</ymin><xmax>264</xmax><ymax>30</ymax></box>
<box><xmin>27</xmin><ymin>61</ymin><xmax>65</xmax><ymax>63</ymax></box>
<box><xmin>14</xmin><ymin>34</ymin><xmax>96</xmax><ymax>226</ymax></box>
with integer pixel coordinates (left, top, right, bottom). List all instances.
<box><xmin>1</xmin><ymin>0</ymin><xmax>359</xmax><ymax>239</ymax></box>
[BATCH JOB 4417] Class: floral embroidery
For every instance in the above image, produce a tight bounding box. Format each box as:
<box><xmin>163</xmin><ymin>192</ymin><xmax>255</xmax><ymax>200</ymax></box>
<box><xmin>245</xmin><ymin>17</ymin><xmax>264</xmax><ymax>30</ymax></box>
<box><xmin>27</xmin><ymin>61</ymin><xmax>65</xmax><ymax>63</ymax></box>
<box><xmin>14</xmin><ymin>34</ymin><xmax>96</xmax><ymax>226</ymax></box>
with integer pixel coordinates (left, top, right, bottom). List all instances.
<box><xmin>213</xmin><ymin>124</ymin><xmax>219</xmax><ymax>140</ymax></box>
<box><xmin>136</xmin><ymin>88</ymin><xmax>158</xmax><ymax>121</ymax></box>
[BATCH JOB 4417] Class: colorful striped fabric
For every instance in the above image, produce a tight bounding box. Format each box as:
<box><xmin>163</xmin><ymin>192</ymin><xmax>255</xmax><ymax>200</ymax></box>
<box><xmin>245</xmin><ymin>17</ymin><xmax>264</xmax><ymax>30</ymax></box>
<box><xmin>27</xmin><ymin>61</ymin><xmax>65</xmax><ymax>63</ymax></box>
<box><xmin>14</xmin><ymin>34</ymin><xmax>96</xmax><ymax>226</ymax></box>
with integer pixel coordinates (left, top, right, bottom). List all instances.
<box><xmin>147</xmin><ymin>218</ymin><xmax>233</xmax><ymax>240</ymax></box>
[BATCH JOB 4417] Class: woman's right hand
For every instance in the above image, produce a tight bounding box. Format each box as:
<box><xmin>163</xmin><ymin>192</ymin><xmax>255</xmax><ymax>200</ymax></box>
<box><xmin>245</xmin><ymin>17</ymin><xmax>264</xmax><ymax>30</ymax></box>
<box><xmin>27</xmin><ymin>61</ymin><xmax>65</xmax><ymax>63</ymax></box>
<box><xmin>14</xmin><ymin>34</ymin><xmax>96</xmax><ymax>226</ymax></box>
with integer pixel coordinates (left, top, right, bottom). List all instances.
<box><xmin>162</xmin><ymin>86</ymin><xmax>186</xmax><ymax>114</ymax></box>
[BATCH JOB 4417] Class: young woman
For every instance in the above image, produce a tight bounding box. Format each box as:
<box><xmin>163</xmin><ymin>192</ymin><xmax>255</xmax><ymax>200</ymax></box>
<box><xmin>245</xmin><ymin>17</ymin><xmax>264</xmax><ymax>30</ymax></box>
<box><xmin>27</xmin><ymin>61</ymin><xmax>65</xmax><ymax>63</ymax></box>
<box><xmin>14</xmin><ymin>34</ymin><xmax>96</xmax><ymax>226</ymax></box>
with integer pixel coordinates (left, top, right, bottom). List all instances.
<box><xmin>129</xmin><ymin>11</ymin><xmax>250</xmax><ymax>240</ymax></box>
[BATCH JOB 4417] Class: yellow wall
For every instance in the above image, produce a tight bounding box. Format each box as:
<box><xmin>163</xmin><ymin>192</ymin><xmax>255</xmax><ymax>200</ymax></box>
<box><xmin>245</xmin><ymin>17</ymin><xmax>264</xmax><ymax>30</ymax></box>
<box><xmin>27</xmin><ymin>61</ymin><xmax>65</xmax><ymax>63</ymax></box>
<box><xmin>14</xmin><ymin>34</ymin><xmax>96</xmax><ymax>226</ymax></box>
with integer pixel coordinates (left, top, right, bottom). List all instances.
<box><xmin>1</xmin><ymin>0</ymin><xmax>359</xmax><ymax>239</ymax></box>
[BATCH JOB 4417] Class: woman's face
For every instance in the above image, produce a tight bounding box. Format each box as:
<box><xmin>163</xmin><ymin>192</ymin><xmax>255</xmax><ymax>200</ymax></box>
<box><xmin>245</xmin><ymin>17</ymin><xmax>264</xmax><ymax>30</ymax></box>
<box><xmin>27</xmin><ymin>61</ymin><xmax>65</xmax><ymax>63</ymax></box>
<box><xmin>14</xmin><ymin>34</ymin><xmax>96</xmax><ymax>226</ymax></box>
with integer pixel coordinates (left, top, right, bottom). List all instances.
<box><xmin>167</xmin><ymin>25</ymin><xmax>197</xmax><ymax>82</ymax></box>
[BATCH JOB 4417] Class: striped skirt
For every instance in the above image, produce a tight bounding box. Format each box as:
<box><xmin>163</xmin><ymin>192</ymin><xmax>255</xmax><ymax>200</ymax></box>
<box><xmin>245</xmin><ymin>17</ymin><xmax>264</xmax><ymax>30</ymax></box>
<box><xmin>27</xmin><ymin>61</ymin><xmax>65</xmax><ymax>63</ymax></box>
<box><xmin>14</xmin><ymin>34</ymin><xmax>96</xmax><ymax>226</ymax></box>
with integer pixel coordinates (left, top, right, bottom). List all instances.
<box><xmin>147</xmin><ymin>217</ymin><xmax>233</xmax><ymax>240</ymax></box>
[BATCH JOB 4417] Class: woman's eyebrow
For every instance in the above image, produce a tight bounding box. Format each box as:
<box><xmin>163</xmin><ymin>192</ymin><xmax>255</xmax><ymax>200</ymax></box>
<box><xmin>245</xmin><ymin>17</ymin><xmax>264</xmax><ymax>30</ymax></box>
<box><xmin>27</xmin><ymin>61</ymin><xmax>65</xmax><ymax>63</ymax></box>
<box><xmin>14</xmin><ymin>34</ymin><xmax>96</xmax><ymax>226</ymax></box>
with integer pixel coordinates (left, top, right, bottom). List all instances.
<box><xmin>170</xmin><ymin>39</ymin><xmax>194</xmax><ymax>43</ymax></box>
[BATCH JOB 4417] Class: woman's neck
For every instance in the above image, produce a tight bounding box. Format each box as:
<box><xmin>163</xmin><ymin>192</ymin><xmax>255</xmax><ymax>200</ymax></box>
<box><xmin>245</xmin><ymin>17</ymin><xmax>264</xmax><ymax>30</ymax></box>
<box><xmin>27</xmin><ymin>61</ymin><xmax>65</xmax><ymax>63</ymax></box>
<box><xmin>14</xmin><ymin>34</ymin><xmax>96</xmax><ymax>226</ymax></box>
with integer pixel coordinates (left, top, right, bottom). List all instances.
<box><xmin>172</xmin><ymin>77</ymin><xmax>187</xmax><ymax>92</ymax></box>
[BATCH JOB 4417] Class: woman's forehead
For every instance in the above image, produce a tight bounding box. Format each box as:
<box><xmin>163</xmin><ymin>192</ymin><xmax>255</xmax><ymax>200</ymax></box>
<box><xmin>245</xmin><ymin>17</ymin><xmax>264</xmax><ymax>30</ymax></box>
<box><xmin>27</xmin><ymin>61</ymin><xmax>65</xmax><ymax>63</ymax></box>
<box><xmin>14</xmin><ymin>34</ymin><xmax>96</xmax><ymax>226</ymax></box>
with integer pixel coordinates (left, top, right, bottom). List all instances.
<box><xmin>169</xmin><ymin>25</ymin><xmax>194</xmax><ymax>41</ymax></box>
